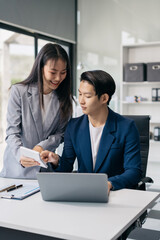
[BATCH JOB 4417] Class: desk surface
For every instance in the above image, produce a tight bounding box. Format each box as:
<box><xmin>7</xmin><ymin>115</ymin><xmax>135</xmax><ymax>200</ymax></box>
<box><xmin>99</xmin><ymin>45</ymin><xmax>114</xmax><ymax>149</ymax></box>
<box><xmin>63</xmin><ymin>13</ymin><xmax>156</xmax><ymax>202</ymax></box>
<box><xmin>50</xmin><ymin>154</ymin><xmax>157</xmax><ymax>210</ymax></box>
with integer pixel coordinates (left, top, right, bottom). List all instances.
<box><xmin>0</xmin><ymin>177</ymin><xmax>159</xmax><ymax>240</ymax></box>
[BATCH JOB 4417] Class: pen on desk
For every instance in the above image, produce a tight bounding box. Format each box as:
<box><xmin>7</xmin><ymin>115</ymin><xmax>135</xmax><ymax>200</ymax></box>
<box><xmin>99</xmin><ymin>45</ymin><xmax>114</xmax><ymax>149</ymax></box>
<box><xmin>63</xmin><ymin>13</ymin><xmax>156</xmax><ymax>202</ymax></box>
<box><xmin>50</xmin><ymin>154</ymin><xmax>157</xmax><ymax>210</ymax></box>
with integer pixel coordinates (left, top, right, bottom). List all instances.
<box><xmin>7</xmin><ymin>184</ymin><xmax>23</xmax><ymax>192</ymax></box>
<box><xmin>0</xmin><ymin>185</ymin><xmax>16</xmax><ymax>192</ymax></box>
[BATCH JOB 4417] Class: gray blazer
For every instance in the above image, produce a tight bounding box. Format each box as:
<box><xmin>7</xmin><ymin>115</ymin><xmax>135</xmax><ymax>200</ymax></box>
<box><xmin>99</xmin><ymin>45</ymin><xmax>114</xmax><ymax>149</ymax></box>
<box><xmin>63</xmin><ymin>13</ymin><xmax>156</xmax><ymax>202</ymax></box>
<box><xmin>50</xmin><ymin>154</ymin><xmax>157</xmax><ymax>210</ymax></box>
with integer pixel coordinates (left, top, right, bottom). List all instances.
<box><xmin>0</xmin><ymin>83</ymin><xmax>68</xmax><ymax>179</ymax></box>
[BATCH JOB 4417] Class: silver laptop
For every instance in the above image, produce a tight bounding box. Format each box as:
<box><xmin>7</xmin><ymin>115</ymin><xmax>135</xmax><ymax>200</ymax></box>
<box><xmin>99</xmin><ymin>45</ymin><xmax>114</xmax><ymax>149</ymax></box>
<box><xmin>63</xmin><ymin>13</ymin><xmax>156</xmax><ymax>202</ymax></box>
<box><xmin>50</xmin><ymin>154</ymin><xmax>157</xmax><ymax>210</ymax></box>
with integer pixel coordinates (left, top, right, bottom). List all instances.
<box><xmin>37</xmin><ymin>172</ymin><xmax>108</xmax><ymax>203</ymax></box>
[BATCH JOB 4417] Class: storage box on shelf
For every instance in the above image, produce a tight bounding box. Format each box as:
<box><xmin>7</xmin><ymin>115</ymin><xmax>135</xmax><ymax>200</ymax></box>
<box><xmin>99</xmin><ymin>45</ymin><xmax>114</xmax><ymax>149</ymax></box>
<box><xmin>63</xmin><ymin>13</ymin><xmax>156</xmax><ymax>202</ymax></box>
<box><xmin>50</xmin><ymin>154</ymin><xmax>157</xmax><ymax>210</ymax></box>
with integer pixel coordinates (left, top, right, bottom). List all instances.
<box><xmin>121</xmin><ymin>42</ymin><xmax>160</xmax><ymax>164</ymax></box>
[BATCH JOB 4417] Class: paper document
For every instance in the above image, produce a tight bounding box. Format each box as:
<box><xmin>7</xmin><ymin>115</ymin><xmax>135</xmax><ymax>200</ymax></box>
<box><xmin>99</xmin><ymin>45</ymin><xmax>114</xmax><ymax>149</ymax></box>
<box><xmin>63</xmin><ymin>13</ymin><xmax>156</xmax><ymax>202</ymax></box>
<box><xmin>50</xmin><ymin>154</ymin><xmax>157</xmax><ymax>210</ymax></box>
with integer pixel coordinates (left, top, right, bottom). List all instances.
<box><xmin>20</xmin><ymin>146</ymin><xmax>48</xmax><ymax>168</ymax></box>
<box><xmin>0</xmin><ymin>182</ymin><xmax>40</xmax><ymax>200</ymax></box>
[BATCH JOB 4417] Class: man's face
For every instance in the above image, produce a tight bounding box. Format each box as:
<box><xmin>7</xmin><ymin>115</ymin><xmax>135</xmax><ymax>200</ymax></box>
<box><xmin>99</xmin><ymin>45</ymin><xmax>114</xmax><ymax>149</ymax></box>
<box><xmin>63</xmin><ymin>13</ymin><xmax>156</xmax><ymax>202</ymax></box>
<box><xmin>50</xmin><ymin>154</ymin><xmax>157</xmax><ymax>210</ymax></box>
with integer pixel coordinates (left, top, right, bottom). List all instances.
<box><xmin>78</xmin><ymin>80</ymin><xmax>105</xmax><ymax>116</ymax></box>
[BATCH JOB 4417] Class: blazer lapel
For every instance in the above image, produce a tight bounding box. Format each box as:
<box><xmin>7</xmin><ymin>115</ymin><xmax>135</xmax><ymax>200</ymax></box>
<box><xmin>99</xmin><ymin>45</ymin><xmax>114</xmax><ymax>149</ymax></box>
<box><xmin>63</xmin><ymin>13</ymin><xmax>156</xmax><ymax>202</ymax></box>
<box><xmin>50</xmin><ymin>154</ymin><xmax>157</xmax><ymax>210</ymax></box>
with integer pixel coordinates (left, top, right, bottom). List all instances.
<box><xmin>79</xmin><ymin>115</ymin><xmax>93</xmax><ymax>172</ymax></box>
<box><xmin>94</xmin><ymin>109</ymin><xmax>116</xmax><ymax>172</ymax></box>
<box><xmin>27</xmin><ymin>84</ymin><xmax>43</xmax><ymax>141</ymax></box>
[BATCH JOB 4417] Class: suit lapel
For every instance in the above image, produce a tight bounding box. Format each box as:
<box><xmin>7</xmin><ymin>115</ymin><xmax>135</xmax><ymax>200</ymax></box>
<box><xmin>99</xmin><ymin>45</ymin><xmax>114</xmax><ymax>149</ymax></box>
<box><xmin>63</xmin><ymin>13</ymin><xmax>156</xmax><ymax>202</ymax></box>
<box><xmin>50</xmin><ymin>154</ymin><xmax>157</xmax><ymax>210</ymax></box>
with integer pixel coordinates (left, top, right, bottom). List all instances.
<box><xmin>27</xmin><ymin>84</ymin><xmax>43</xmax><ymax>141</ymax></box>
<box><xmin>79</xmin><ymin>115</ymin><xmax>93</xmax><ymax>172</ymax></box>
<box><xmin>94</xmin><ymin>108</ymin><xmax>116</xmax><ymax>172</ymax></box>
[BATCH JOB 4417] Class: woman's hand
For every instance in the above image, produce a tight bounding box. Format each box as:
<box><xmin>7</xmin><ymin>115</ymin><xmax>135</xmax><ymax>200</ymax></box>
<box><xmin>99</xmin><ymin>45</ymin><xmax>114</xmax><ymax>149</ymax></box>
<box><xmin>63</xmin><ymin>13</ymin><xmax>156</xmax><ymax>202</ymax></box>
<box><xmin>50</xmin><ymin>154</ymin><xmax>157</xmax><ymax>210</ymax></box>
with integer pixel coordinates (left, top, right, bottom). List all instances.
<box><xmin>40</xmin><ymin>150</ymin><xmax>59</xmax><ymax>167</ymax></box>
<box><xmin>20</xmin><ymin>156</ymin><xmax>40</xmax><ymax>168</ymax></box>
<box><xmin>33</xmin><ymin>145</ymin><xmax>44</xmax><ymax>153</ymax></box>
<box><xmin>20</xmin><ymin>145</ymin><xmax>44</xmax><ymax>168</ymax></box>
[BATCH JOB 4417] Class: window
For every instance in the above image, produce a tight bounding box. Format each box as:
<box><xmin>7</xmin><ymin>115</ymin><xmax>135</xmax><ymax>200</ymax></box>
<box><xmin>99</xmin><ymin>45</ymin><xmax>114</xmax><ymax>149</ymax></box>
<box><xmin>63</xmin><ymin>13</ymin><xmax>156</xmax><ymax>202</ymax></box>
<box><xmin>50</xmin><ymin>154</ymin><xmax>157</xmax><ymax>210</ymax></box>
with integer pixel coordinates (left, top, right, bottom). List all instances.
<box><xmin>38</xmin><ymin>39</ymin><xmax>69</xmax><ymax>55</ymax></box>
<box><xmin>0</xmin><ymin>29</ymin><xmax>35</xmax><ymax>169</ymax></box>
<box><xmin>0</xmin><ymin>23</ymin><xmax>75</xmax><ymax>171</ymax></box>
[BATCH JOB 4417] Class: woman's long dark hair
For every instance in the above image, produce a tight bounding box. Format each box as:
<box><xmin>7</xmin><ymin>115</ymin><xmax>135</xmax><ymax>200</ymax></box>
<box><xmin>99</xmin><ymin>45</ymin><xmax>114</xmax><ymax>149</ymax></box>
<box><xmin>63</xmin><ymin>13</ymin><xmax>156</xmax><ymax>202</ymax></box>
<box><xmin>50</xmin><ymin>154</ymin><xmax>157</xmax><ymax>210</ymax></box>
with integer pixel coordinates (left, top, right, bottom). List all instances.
<box><xmin>16</xmin><ymin>43</ymin><xmax>72</xmax><ymax>121</ymax></box>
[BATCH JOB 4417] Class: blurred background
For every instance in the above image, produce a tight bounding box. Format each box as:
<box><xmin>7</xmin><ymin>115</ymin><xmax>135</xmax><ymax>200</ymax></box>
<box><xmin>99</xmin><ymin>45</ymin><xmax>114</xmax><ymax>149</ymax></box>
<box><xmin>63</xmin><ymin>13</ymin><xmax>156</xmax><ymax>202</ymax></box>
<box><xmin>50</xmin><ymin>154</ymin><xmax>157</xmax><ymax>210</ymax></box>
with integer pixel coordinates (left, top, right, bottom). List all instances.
<box><xmin>0</xmin><ymin>0</ymin><xmax>160</xmax><ymax>185</ymax></box>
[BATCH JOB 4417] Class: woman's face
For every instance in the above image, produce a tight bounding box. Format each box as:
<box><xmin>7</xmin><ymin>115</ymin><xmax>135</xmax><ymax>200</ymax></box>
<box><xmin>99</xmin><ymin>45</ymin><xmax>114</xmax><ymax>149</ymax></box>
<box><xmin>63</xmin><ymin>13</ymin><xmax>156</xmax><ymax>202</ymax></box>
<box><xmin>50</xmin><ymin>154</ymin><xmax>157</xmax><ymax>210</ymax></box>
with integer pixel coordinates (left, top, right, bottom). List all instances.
<box><xmin>42</xmin><ymin>58</ymin><xmax>67</xmax><ymax>94</ymax></box>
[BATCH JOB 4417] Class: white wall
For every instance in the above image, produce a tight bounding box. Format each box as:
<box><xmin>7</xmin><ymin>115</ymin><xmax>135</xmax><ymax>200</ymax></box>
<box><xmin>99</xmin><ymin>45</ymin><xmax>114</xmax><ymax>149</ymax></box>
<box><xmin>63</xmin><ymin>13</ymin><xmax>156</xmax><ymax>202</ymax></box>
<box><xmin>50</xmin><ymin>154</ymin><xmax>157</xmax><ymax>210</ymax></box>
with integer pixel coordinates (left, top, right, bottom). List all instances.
<box><xmin>77</xmin><ymin>0</ymin><xmax>160</xmax><ymax>111</ymax></box>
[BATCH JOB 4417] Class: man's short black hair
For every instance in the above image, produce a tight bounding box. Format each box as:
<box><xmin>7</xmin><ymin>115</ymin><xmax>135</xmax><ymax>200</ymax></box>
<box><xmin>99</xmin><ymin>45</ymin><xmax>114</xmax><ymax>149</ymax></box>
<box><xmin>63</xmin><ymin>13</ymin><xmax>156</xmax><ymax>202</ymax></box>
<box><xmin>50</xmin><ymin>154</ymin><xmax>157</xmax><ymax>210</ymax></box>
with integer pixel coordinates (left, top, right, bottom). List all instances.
<box><xmin>80</xmin><ymin>70</ymin><xmax>116</xmax><ymax>105</ymax></box>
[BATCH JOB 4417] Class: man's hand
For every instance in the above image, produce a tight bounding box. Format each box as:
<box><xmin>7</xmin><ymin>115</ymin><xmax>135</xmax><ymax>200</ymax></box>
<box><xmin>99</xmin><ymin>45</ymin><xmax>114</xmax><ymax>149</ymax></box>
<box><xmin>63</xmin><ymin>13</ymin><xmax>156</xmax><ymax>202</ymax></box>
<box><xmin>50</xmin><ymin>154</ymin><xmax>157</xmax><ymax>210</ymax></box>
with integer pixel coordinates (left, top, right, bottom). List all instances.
<box><xmin>40</xmin><ymin>150</ymin><xmax>59</xmax><ymax>167</ymax></box>
<box><xmin>108</xmin><ymin>181</ymin><xmax>113</xmax><ymax>193</ymax></box>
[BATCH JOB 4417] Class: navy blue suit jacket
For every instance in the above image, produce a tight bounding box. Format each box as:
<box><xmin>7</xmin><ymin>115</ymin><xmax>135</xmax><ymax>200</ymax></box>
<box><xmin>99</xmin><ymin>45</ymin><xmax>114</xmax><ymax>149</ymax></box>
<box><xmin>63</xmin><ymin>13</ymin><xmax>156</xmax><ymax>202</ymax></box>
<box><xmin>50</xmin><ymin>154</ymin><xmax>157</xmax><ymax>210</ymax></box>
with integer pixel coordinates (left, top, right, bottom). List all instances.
<box><xmin>57</xmin><ymin>108</ymin><xmax>142</xmax><ymax>190</ymax></box>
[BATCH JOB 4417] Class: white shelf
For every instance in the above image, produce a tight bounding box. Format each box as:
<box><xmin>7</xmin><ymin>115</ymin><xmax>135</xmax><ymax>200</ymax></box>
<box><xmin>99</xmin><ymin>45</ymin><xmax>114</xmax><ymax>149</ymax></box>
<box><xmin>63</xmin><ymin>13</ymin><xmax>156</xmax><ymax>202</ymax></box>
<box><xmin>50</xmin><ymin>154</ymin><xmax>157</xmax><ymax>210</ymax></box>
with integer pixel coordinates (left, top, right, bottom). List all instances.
<box><xmin>150</xmin><ymin>140</ymin><xmax>160</xmax><ymax>144</ymax></box>
<box><xmin>122</xmin><ymin>101</ymin><xmax>160</xmax><ymax>105</ymax></box>
<box><xmin>123</xmin><ymin>41</ymin><xmax>160</xmax><ymax>48</ymax></box>
<box><xmin>150</xmin><ymin>121</ymin><xmax>160</xmax><ymax>124</ymax></box>
<box><xmin>123</xmin><ymin>81</ymin><xmax>160</xmax><ymax>86</ymax></box>
<box><xmin>121</xmin><ymin>42</ymin><xmax>160</xmax><ymax>164</ymax></box>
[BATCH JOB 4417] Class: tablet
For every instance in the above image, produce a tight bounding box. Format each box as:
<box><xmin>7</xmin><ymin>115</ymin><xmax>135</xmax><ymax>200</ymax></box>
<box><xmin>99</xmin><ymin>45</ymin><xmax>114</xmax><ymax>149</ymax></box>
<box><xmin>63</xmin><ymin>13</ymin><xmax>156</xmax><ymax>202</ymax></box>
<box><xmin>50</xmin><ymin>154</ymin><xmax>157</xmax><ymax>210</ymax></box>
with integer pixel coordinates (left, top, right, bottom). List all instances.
<box><xmin>20</xmin><ymin>147</ymin><xmax>48</xmax><ymax>168</ymax></box>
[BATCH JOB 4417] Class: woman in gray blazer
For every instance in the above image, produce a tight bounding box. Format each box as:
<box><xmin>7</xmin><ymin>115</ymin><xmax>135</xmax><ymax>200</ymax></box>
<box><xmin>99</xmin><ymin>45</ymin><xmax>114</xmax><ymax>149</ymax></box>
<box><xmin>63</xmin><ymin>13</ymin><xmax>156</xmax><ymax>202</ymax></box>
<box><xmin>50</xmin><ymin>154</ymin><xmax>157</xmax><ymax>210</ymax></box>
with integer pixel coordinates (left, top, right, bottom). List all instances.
<box><xmin>0</xmin><ymin>43</ymin><xmax>72</xmax><ymax>179</ymax></box>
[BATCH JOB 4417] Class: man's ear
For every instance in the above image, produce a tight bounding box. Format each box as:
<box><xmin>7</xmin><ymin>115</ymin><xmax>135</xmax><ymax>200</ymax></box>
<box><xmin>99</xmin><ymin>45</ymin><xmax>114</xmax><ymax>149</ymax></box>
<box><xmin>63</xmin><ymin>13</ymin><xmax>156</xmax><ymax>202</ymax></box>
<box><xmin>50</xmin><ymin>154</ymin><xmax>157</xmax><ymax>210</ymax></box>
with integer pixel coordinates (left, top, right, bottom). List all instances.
<box><xmin>101</xmin><ymin>93</ymin><xmax>109</xmax><ymax>104</ymax></box>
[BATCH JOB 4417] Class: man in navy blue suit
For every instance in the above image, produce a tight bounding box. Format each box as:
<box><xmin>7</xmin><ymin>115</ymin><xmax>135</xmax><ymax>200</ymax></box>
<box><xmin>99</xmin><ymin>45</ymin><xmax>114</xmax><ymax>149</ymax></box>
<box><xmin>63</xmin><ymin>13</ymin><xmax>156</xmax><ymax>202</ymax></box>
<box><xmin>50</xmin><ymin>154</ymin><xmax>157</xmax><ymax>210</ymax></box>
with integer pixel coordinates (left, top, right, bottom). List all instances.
<box><xmin>41</xmin><ymin>70</ymin><xmax>142</xmax><ymax>192</ymax></box>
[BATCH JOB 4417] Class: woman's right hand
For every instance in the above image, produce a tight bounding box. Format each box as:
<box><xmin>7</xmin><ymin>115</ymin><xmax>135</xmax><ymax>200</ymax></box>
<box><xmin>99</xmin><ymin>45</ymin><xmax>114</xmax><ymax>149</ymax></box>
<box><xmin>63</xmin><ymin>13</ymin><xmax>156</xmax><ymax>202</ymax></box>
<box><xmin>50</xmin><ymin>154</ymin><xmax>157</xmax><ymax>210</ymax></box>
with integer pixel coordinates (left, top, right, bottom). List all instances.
<box><xmin>20</xmin><ymin>156</ymin><xmax>40</xmax><ymax>168</ymax></box>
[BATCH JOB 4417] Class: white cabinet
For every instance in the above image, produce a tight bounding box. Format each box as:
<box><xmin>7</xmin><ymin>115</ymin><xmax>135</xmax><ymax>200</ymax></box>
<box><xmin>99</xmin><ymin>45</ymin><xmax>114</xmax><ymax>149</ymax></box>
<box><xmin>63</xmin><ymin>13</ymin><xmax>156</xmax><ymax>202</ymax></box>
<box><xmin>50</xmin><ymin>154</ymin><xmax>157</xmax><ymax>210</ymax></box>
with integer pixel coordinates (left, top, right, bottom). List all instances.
<box><xmin>120</xmin><ymin>42</ymin><xmax>160</xmax><ymax>163</ymax></box>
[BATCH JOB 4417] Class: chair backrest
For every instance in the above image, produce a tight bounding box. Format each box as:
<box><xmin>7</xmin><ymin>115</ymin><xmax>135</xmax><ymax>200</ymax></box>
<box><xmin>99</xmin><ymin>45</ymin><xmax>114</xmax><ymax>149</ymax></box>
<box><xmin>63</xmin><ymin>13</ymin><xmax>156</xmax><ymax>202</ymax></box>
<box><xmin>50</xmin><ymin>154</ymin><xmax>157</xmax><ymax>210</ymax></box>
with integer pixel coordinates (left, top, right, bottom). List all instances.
<box><xmin>123</xmin><ymin>115</ymin><xmax>150</xmax><ymax>179</ymax></box>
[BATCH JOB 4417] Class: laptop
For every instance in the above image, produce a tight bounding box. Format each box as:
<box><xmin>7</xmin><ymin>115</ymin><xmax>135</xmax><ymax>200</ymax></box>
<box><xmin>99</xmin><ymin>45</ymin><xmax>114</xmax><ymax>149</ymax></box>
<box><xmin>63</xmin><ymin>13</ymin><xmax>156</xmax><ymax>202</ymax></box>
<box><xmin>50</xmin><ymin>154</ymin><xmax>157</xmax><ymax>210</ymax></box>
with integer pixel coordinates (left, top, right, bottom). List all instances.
<box><xmin>37</xmin><ymin>172</ymin><xmax>108</xmax><ymax>203</ymax></box>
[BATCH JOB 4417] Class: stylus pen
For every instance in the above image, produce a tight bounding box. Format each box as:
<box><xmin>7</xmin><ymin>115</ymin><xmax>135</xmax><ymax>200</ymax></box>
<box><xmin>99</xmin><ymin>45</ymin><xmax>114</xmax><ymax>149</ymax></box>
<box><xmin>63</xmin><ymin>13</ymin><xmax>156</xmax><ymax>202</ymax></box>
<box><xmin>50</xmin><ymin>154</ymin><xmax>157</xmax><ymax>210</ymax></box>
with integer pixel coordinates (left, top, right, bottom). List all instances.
<box><xmin>7</xmin><ymin>184</ymin><xmax>23</xmax><ymax>192</ymax></box>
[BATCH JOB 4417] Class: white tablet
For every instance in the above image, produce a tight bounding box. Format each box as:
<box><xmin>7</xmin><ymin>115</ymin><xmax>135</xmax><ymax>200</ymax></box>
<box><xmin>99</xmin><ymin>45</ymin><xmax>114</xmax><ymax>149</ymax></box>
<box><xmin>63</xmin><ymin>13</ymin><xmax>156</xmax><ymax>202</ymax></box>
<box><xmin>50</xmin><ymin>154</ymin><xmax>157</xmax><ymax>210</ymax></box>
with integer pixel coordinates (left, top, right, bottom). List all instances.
<box><xmin>20</xmin><ymin>147</ymin><xmax>48</xmax><ymax>168</ymax></box>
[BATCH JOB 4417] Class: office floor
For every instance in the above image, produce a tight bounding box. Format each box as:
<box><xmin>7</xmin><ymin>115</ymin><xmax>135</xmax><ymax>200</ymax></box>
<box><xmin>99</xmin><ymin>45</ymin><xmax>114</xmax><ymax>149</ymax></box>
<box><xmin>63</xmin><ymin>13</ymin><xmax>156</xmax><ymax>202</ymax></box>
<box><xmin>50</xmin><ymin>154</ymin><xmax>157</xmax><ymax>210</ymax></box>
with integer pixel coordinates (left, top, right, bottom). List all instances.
<box><xmin>127</xmin><ymin>161</ymin><xmax>160</xmax><ymax>240</ymax></box>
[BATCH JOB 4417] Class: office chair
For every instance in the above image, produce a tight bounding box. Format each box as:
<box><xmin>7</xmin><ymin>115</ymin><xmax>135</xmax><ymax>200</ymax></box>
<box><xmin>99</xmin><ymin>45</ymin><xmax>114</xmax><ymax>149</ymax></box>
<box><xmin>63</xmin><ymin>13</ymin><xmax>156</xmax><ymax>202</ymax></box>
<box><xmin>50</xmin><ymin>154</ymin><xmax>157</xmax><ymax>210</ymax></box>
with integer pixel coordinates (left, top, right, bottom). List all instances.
<box><xmin>123</xmin><ymin>115</ymin><xmax>153</xmax><ymax>190</ymax></box>
<box><xmin>118</xmin><ymin>115</ymin><xmax>154</xmax><ymax>240</ymax></box>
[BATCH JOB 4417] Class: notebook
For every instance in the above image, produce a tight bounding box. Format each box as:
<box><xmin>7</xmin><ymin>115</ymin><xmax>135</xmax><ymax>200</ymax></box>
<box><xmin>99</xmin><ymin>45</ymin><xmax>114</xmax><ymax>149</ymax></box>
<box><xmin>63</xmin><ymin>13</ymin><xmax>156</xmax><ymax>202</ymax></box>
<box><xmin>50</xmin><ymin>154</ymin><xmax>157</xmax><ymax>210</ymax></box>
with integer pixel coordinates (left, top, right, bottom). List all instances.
<box><xmin>37</xmin><ymin>172</ymin><xmax>108</xmax><ymax>203</ymax></box>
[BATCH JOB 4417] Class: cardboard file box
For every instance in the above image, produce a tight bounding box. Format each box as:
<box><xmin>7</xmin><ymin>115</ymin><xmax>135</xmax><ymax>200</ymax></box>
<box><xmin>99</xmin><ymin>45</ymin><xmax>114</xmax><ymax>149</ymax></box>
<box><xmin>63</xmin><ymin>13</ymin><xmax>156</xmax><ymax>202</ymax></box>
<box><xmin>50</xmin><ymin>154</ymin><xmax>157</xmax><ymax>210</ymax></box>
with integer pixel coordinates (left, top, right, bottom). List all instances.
<box><xmin>147</xmin><ymin>62</ymin><xmax>160</xmax><ymax>82</ymax></box>
<box><xmin>124</xmin><ymin>63</ymin><xmax>146</xmax><ymax>82</ymax></box>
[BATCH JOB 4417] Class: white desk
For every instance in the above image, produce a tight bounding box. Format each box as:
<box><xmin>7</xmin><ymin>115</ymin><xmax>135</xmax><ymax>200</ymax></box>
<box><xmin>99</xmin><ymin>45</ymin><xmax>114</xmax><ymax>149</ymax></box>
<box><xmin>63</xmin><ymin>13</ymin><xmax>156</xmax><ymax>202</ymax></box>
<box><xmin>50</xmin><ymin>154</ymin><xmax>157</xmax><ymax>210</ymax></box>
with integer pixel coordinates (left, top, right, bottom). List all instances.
<box><xmin>0</xmin><ymin>177</ymin><xmax>159</xmax><ymax>240</ymax></box>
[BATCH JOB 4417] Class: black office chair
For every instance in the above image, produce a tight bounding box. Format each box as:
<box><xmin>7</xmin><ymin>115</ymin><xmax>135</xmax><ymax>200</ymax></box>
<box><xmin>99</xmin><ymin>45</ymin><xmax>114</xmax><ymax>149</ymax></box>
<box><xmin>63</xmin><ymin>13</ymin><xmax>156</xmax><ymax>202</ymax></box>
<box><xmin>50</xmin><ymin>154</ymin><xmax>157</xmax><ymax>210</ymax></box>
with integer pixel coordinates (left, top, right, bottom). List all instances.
<box><xmin>118</xmin><ymin>115</ymin><xmax>154</xmax><ymax>240</ymax></box>
<box><xmin>123</xmin><ymin>115</ymin><xmax>153</xmax><ymax>190</ymax></box>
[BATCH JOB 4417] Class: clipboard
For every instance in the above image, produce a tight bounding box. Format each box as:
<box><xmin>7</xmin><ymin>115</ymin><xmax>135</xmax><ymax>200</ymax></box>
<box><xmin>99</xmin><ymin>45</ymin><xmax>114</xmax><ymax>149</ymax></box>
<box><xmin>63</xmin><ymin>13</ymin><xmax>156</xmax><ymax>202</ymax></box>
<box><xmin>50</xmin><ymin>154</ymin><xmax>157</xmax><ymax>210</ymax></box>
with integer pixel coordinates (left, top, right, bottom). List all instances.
<box><xmin>0</xmin><ymin>183</ymin><xmax>40</xmax><ymax>200</ymax></box>
<box><xmin>20</xmin><ymin>146</ymin><xmax>48</xmax><ymax>168</ymax></box>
